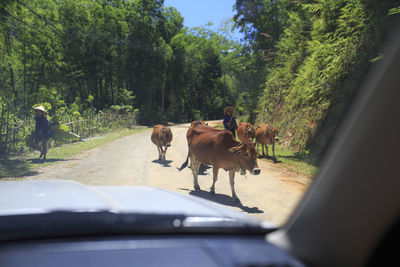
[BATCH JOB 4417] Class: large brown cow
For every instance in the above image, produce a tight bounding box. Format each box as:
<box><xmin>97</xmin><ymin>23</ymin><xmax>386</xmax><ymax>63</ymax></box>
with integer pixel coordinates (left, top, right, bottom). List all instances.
<box><xmin>255</xmin><ymin>124</ymin><xmax>279</xmax><ymax>160</ymax></box>
<box><xmin>179</xmin><ymin>125</ymin><xmax>260</xmax><ymax>203</ymax></box>
<box><xmin>151</xmin><ymin>125</ymin><xmax>173</xmax><ymax>162</ymax></box>
<box><xmin>237</xmin><ymin>122</ymin><xmax>256</xmax><ymax>143</ymax></box>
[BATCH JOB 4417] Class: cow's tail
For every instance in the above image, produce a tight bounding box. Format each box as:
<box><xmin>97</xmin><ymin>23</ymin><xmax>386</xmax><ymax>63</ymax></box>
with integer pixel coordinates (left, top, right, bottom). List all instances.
<box><xmin>178</xmin><ymin>127</ymin><xmax>194</xmax><ymax>171</ymax></box>
<box><xmin>178</xmin><ymin>151</ymin><xmax>189</xmax><ymax>171</ymax></box>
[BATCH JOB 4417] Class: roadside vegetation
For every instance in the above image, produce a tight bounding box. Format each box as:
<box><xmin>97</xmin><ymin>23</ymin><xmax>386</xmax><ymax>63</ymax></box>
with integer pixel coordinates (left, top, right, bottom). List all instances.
<box><xmin>266</xmin><ymin>146</ymin><xmax>317</xmax><ymax>177</ymax></box>
<box><xmin>251</xmin><ymin>0</ymin><xmax>399</xmax><ymax>156</ymax></box>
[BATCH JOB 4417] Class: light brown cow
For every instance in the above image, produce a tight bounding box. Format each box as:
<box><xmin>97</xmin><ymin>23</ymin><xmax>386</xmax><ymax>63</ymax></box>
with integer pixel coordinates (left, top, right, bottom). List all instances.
<box><xmin>237</xmin><ymin>122</ymin><xmax>256</xmax><ymax>143</ymax></box>
<box><xmin>151</xmin><ymin>125</ymin><xmax>173</xmax><ymax>162</ymax></box>
<box><xmin>190</xmin><ymin>120</ymin><xmax>208</xmax><ymax>128</ymax></box>
<box><xmin>255</xmin><ymin>123</ymin><xmax>279</xmax><ymax>160</ymax></box>
<box><xmin>179</xmin><ymin>125</ymin><xmax>260</xmax><ymax>203</ymax></box>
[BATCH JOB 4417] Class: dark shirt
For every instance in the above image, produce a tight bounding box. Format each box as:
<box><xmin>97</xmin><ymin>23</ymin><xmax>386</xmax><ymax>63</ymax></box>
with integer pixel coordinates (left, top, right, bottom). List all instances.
<box><xmin>35</xmin><ymin>115</ymin><xmax>50</xmax><ymax>138</ymax></box>
<box><xmin>223</xmin><ymin>115</ymin><xmax>237</xmax><ymax>130</ymax></box>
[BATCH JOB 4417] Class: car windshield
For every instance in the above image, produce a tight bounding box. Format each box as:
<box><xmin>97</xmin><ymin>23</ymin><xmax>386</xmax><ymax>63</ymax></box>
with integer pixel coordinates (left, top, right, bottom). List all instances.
<box><xmin>0</xmin><ymin>0</ymin><xmax>398</xmax><ymax>235</ymax></box>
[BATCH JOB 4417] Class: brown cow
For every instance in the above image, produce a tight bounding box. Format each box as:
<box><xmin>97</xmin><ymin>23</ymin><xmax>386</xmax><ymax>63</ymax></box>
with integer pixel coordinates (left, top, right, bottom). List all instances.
<box><xmin>255</xmin><ymin>124</ymin><xmax>279</xmax><ymax>160</ymax></box>
<box><xmin>237</xmin><ymin>122</ymin><xmax>256</xmax><ymax>143</ymax></box>
<box><xmin>190</xmin><ymin>120</ymin><xmax>208</xmax><ymax>128</ymax></box>
<box><xmin>179</xmin><ymin>125</ymin><xmax>260</xmax><ymax>203</ymax></box>
<box><xmin>151</xmin><ymin>125</ymin><xmax>173</xmax><ymax>162</ymax></box>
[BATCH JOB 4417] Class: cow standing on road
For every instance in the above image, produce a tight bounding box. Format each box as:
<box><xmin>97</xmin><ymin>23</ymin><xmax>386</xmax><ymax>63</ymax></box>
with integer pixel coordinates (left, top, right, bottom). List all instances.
<box><xmin>151</xmin><ymin>125</ymin><xmax>173</xmax><ymax>162</ymax></box>
<box><xmin>179</xmin><ymin>125</ymin><xmax>260</xmax><ymax>203</ymax></box>
<box><xmin>255</xmin><ymin>124</ymin><xmax>279</xmax><ymax>160</ymax></box>
<box><xmin>237</xmin><ymin>122</ymin><xmax>256</xmax><ymax>144</ymax></box>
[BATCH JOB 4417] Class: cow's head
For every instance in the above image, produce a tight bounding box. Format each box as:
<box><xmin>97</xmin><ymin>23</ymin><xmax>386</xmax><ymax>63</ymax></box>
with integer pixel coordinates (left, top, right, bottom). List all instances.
<box><xmin>229</xmin><ymin>142</ymin><xmax>260</xmax><ymax>175</ymax></box>
<box><xmin>160</xmin><ymin>127</ymin><xmax>172</xmax><ymax>147</ymax></box>
<box><xmin>247</xmin><ymin>125</ymin><xmax>256</xmax><ymax>140</ymax></box>
<box><xmin>266</xmin><ymin>125</ymin><xmax>279</xmax><ymax>143</ymax></box>
<box><xmin>271</xmin><ymin>127</ymin><xmax>279</xmax><ymax>143</ymax></box>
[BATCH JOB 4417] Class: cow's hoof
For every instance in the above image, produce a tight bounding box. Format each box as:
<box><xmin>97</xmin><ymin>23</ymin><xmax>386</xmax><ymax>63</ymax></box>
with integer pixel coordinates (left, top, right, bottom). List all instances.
<box><xmin>194</xmin><ymin>185</ymin><xmax>200</xmax><ymax>191</ymax></box>
<box><xmin>232</xmin><ymin>197</ymin><xmax>241</xmax><ymax>204</ymax></box>
<box><xmin>210</xmin><ymin>189</ymin><xmax>215</xmax><ymax>195</ymax></box>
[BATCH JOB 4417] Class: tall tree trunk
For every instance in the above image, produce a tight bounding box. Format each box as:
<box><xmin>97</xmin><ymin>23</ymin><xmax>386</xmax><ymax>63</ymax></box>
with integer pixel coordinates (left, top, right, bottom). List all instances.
<box><xmin>23</xmin><ymin>42</ymin><xmax>27</xmax><ymax>111</ymax></box>
<box><xmin>161</xmin><ymin>74</ymin><xmax>165</xmax><ymax>113</ymax></box>
<box><xmin>9</xmin><ymin>63</ymin><xmax>16</xmax><ymax>108</ymax></box>
<box><xmin>35</xmin><ymin>62</ymin><xmax>45</xmax><ymax>93</ymax></box>
<box><xmin>98</xmin><ymin>77</ymin><xmax>103</xmax><ymax>110</ymax></box>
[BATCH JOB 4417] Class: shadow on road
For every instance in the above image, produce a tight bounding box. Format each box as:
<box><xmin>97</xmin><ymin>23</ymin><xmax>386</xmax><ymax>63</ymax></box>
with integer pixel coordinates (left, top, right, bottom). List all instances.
<box><xmin>258</xmin><ymin>155</ymin><xmax>281</xmax><ymax>163</ymax></box>
<box><xmin>198</xmin><ymin>164</ymin><xmax>211</xmax><ymax>175</ymax></box>
<box><xmin>184</xmin><ymin>164</ymin><xmax>211</xmax><ymax>175</ymax></box>
<box><xmin>179</xmin><ymin>188</ymin><xmax>264</xmax><ymax>214</ymax></box>
<box><xmin>29</xmin><ymin>158</ymin><xmax>70</xmax><ymax>164</ymax></box>
<box><xmin>151</xmin><ymin>159</ymin><xmax>173</xmax><ymax>167</ymax></box>
<box><xmin>0</xmin><ymin>158</ymin><xmax>38</xmax><ymax>178</ymax></box>
<box><xmin>279</xmin><ymin>153</ymin><xmax>317</xmax><ymax>166</ymax></box>
<box><xmin>0</xmin><ymin>157</ymin><xmax>74</xmax><ymax>178</ymax></box>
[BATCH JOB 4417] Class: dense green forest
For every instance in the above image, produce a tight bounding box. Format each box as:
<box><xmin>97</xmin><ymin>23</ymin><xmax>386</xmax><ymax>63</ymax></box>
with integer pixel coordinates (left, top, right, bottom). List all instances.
<box><xmin>0</xmin><ymin>0</ymin><xmax>399</xmax><ymax>154</ymax></box>
<box><xmin>235</xmin><ymin>0</ymin><xmax>399</xmax><ymax>155</ymax></box>
<box><xmin>0</xmin><ymin>0</ymin><xmax>255</xmax><ymax>125</ymax></box>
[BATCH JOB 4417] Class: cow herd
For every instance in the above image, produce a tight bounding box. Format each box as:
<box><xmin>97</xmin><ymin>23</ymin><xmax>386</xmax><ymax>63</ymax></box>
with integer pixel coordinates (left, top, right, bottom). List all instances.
<box><xmin>151</xmin><ymin>121</ymin><xmax>279</xmax><ymax>203</ymax></box>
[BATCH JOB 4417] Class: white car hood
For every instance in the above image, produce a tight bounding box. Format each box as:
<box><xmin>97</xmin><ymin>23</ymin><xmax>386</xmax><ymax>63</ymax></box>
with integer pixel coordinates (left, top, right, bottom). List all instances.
<box><xmin>0</xmin><ymin>180</ymin><xmax>269</xmax><ymax>226</ymax></box>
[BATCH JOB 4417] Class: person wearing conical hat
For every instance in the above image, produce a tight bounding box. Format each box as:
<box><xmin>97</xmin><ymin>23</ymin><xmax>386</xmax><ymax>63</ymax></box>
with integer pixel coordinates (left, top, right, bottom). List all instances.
<box><xmin>33</xmin><ymin>106</ymin><xmax>51</xmax><ymax>161</ymax></box>
<box><xmin>223</xmin><ymin>106</ymin><xmax>238</xmax><ymax>137</ymax></box>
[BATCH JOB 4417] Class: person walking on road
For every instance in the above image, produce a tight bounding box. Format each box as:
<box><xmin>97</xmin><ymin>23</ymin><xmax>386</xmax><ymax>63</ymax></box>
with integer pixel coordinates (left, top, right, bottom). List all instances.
<box><xmin>33</xmin><ymin>106</ymin><xmax>51</xmax><ymax>161</ymax></box>
<box><xmin>223</xmin><ymin>106</ymin><xmax>238</xmax><ymax>138</ymax></box>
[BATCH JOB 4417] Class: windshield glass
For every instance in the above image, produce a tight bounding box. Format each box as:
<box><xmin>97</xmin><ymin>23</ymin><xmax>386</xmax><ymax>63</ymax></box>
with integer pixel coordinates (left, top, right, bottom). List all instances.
<box><xmin>0</xmin><ymin>0</ymin><xmax>398</xmax><ymax>230</ymax></box>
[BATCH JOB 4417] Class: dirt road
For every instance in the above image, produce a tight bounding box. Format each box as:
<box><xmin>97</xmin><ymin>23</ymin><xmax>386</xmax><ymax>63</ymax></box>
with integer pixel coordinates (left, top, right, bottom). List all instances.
<box><xmin>12</xmin><ymin>124</ymin><xmax>311</xmax><ymax>225</ymax></box>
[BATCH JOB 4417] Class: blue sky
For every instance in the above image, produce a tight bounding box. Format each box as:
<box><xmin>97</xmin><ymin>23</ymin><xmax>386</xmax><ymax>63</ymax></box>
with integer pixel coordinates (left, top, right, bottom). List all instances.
<box><xmin>163</xmin><ymin>0</ymin><xmax>244</xmax><ymax>40</ymax></box>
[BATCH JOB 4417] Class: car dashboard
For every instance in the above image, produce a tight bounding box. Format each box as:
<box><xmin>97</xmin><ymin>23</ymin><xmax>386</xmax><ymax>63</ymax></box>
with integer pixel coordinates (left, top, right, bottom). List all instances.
<box><xmin>0</xmin><ymin>235</ymin><xmax>306</xmax><ymax>267</ymax></box>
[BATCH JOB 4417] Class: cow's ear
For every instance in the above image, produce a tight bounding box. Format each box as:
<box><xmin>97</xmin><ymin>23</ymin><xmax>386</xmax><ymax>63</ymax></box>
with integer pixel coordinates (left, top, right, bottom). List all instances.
<box><xmin>229</xmin><ymin>146</ymin><xmax>241</xmax><ymax>154</ymax></box>
<box><xmin>205</xmin><ymin>123</ymin><xmax>208</xmax><ymax>126</ymax></box>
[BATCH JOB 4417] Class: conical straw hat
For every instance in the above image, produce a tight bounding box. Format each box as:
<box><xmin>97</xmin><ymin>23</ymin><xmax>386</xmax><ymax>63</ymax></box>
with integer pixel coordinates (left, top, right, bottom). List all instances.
<box><xmin>224</xmin><ymin>106</ymin><xmax>235</xmax><ymax>116</ymax></box>
<box><xmin>33</xmin><ymin>106</ymin><xmax>47</xmax><ymax>113</ymax></box>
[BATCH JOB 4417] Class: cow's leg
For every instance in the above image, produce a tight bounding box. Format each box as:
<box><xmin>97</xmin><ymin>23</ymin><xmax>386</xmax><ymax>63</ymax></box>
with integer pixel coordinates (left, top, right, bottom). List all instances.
<box><xmin>256</xmin><ymin>143</ymin><xmax>260</xmax><ymax>157</ymax></box>
<box><xmin>162</xmin><ymin>146</ymin><xmax>167</xmax><ymax>161</ymax></box>
<box><xmin>157</xmin><ymin>145</ymin><xmax>162</xmax><ymax>160</ymax></box>
<box><xmin>190</xmin><ymin>156</ymin><xmax>201</xmax><ymax>191</ymax></box>
<box><xmin>272</xmin><ymin>142</ymin><xmax>275</xmax><ymax>159</ymax></box>
<box><xmin>261</xmin><ymin>144</ymin><xmax>266</xmax><ymax>158</ymax></box>
<box><xmin>229</xmin><ymin>170</ymin><xmax>240</xmax><ymax>203</ymax></box>
<box><xmin>265</xmin><ymin>144</ymin><xmax>269</xmax><ymax>158</ymax></box>
<box><xmin>210</xmin><ymin>167</ymin><xmax>219</xmax><ymax>195</ymax></box>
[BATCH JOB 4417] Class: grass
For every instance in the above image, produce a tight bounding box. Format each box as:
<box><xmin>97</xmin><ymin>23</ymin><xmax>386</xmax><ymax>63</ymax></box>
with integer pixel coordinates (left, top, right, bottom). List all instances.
<box><xmin>259</xmin><ymin>145</ymin><xmax>318</xmax><ymax>177</ymax></box>
<box><xmin>0</xmin><ymin>127</ymin><xmax>149</xmax><ymax>178</ymax></box>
